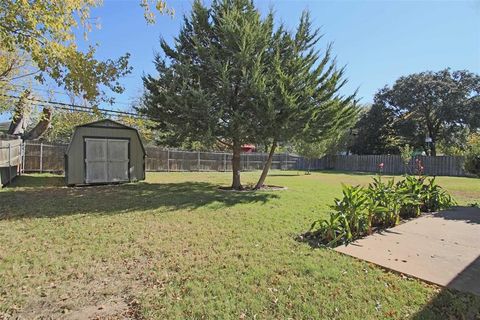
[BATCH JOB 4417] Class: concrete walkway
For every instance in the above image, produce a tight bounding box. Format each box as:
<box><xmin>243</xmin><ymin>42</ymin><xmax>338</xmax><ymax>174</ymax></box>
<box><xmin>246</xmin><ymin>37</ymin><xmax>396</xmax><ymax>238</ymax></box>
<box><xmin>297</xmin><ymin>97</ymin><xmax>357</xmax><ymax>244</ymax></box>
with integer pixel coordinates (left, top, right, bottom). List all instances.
<box><xmin>335</xmin><ymin>207</ymin><xmax>480</xmax><ymax>295</ymax></box>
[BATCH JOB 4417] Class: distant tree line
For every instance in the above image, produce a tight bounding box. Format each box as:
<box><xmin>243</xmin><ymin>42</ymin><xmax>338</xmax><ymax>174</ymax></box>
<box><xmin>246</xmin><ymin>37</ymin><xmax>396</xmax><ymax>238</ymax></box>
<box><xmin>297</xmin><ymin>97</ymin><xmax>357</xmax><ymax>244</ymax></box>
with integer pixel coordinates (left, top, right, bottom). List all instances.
<box><xmin>350</xmin><ymin>69</ymin><xmax>480</xmax><ymax>157</ymax></box>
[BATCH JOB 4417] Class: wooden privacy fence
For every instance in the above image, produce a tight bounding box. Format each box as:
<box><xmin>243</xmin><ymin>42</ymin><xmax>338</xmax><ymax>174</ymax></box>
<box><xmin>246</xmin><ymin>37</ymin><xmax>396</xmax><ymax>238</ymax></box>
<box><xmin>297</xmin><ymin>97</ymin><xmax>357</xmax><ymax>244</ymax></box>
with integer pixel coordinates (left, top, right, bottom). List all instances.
<box><xmin>295</xmin><ymin>154</ymin><xmax>466</xmax><ymax>176</ymax></box>
<box><xmin>21</xmin><ymin>141</ymin><xmax>467</xmax><ymax>177</ymax></box>
<box><xmin>23</xmin><ymin>142</ymin><xmax>67</xmax><ymax>173</ymax></box>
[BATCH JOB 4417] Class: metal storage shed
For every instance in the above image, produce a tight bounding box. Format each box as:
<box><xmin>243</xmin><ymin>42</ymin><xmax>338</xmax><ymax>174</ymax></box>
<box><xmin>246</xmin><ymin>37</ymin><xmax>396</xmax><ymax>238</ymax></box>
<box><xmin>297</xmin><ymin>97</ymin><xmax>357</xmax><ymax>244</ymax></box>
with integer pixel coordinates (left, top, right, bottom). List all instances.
<box><xmin>65</xmin><ymin>119</ymin><xmax>146</xmax><ymax>186</ymax></box>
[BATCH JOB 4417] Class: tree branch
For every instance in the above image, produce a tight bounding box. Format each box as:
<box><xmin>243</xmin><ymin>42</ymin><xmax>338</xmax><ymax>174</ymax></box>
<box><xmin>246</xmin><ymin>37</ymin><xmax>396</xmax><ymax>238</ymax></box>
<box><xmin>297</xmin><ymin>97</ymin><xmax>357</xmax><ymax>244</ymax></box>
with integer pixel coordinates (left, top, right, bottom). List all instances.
<box><xmin>216</xmin><ymin>138</ymin><xmax>233</xmax><ymax>148</ymax></box>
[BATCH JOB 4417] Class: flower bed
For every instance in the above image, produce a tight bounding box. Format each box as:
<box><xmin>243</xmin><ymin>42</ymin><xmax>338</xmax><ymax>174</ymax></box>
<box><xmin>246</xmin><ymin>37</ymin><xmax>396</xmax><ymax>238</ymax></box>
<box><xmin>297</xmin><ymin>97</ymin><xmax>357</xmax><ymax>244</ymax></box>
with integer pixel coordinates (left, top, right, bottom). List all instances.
<box><xmin>301</xmin><ymin>164</ymin><xmax>456</xmax><ymax>247</ymax></box>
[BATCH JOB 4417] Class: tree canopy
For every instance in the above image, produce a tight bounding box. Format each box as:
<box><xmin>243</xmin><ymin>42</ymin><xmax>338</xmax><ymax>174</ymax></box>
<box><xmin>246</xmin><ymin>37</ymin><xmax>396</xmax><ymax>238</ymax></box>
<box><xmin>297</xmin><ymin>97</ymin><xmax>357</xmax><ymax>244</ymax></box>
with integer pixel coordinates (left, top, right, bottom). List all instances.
<box><xmin>0</xmin><ymin>0</ymin><xmax>171</xmax><ymax>108</ymax></box>
<box><xmin>0</xmin><ymin>0</ymin><xmax>170</xmax><ymax>139</ymax></box>
<box><xmin>142</xmin><ymin>0</ymin><xmax>356</xmax><ymax>189</ymax></box>
<box><xmin>351</xmin><ymin>69</ymin><xmax>480</xmax><ymax>155</ymax></box>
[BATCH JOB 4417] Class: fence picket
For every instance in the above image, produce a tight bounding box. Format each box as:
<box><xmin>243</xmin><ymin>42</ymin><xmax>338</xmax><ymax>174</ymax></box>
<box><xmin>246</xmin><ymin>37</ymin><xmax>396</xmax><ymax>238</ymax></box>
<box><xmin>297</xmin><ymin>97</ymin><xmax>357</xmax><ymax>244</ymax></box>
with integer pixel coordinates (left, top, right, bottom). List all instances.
<box><xmin>19</xmin><ymin>141</ymin><xmax>468</xmax><ymax>177</ymax></box>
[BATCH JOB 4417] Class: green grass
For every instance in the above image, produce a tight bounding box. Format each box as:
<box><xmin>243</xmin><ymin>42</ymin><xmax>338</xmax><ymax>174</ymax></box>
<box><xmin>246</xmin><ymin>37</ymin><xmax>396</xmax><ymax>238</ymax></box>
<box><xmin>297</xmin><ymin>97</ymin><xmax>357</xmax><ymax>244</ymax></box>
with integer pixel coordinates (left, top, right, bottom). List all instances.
<box><xmin>0</xmin><ymin>171</ymin><xmax>479</xmax><ymax>319</ymax></box>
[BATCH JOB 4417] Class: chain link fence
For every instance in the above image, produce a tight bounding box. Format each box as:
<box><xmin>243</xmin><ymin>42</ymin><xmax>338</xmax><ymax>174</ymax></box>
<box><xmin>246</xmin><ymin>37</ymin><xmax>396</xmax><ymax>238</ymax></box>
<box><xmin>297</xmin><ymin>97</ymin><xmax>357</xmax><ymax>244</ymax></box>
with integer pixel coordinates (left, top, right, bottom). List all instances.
<box><xmin>22</xmin><ymin>141</ymin><xmax>298</xmax><ymax>173</ymax></box>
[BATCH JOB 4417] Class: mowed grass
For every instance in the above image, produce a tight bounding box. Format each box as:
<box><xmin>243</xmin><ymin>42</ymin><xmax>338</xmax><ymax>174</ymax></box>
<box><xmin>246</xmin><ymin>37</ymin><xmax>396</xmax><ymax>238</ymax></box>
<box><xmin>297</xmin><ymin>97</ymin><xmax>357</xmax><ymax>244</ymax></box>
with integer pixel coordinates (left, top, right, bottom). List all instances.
<box><xmin>0</xmin><ymin>171</ymin><xmax>479</xmax><ymax>319</ymax></box>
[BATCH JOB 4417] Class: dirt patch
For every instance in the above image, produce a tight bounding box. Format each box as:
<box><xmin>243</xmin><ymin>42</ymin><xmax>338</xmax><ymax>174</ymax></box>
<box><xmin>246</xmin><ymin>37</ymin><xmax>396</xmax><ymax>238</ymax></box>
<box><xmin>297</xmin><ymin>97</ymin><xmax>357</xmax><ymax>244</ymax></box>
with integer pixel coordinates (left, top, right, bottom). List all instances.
<box><xmin>3</xmin><ymin>258</ymin><xmax>149</xmax><ymax>319</ymax></box>
<box><xmin>63</xmin><ymin>297</ymin><xmax>142</xmax><ymax>320</ymax></box>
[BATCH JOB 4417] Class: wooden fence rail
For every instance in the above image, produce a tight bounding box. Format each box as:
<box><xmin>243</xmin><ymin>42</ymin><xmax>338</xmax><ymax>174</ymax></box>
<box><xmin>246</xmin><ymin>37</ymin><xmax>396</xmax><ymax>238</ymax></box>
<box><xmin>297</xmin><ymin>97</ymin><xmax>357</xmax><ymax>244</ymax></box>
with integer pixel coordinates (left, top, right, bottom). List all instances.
<box><xmin>21</xmin><ymin>141</ymin><xmax>468</xmax><ymax>177</ymax></box>
<box><xmin>295</xmin><ymin>154</ymin><xmax>466</xmax><ymax>176</ymax></box>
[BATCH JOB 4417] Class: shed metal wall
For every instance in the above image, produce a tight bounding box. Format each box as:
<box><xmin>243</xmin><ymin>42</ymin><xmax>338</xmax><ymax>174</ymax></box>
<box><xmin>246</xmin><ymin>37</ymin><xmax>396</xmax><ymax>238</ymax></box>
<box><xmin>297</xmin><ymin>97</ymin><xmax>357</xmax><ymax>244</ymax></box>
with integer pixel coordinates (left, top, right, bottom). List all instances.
<box><xmin>65</xmin><ymin>124</ymin><xmax>145</xmax><ymax>185</ymax></box>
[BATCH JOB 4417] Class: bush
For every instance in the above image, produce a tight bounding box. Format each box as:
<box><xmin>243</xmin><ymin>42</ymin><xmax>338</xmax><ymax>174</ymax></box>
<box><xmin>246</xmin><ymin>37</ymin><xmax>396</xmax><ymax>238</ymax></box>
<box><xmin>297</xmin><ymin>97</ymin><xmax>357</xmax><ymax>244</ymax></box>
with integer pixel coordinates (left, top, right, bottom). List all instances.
<box><xmin>304</xmin><ymin>175</ymin><xmax>455</xmax><ymax>247</ymax></box>
<box><xmin>464</xmin><ymin>133</ymin><xmax>480</xmax><ymax>177</ymax></box>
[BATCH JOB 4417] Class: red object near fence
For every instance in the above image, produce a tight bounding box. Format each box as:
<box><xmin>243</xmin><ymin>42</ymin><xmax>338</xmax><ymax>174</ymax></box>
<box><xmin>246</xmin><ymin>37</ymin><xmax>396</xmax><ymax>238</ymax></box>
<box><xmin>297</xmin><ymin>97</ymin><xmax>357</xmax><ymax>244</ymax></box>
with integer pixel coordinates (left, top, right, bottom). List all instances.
<box><xmin>241</xmin><ymin>144</ymin><xmax>255</xmax><ymax>153</ymax></box>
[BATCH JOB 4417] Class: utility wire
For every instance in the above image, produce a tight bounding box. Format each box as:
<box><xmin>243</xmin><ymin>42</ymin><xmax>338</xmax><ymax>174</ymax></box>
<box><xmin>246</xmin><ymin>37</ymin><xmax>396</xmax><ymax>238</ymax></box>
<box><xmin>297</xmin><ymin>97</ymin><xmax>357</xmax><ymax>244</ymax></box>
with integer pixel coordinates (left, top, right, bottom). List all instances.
<box><xmin>1</xmin><ymin>93</ymin><xmax>155</xmax><ymax>120</ymax></box>
<box><xmin>3</xmin><ymin>82</ymin><xmax>135</xmax><ymax>106</ymax></box>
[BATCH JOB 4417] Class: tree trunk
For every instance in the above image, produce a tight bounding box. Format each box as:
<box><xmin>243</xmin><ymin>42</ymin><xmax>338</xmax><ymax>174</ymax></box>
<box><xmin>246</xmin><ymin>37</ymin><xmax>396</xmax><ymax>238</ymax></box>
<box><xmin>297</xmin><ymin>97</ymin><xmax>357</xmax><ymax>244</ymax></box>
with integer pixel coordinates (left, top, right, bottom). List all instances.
<box><xmin>8</xmin><ymin>113</ymin><xmax>28</xmax><ymax>136</ymax></box>
<box><xmin>430</xmin><ymin>141</ymin><xmax>436</xmax><ymax>156</ymax></box>
<box><xmin>254</xmin><ymin>141</ymin><xmax>277</xmax><ymax>190</ymax></box>
<box><xmin>307</xmin><ymin>158</ymin><xmax>312</xmax><ymax>174</ymax></box>
<box><xmin>8</xmin><ymin>90</ymin><xmax>31</xmax><ymax>136</ymax></box>
<box><xmin>231</xmin><ymin>141</ymin><xmax>242</xmax><ymax>190</ymax></box>
<box><xmin>23</xmin><ymin>108</ymin><xmax>52</xmax><ymax>140</ymax></box>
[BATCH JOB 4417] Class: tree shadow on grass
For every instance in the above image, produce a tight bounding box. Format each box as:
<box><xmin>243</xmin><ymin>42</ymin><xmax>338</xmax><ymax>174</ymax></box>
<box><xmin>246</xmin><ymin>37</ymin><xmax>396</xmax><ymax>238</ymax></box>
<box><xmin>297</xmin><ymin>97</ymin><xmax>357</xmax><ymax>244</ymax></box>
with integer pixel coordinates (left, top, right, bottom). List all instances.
<box><xmin>432</xmin><ymin>206</ymin><xmax>480</xmax><ymax>225</ymax></box>
<box><xmin>307</xmin><ymin>170</ymin><xmax>378</xmax><ymax>176</ymax></box>
<box><xmin>0</xmin><ymin>175</ymin><xmax>279</xmax><ymax>220</ymax></box>
<box><xmin>411</xmin><ymin>289</ymin><xmax>480</xmax><ymax>319</ymax></box>
<box><xmin>266</xmin><ymin>173</ymin><xmax>302</xmax><ymax>177</ymax></box>
<box><xmin>6</xmin><ymin>174</ymin><xmax>66</xmax><ymax>189</ymax></box>
<box><xmin>412</xmin><ymin>256</ymin><xmax>480</xmax><ymax>319</ymax></box>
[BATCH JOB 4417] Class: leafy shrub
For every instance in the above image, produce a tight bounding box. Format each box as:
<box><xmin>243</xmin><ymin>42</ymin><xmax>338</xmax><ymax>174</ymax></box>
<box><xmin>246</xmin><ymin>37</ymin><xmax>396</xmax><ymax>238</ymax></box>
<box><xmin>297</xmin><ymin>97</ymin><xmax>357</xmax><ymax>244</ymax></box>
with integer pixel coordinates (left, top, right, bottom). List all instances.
<box><xmin>305</xmin><ymin>175</ymin><xmax>455</xmax><ymax>247</ymax></box>
<box><xmin>330</xmin><ymin>184</ymin><xmax>369</xmax><ymax>238</ymax></box>
<box><xmin>464</xmin><ymin>133</ymin><xmax>480</xmax><ymax>177</ymax></box>
<box><xmin>396</xmin><ymin>175</ymin><xmax>424</xmax><ymax>218</ymax></box>
<box><xmin>367</xmin><ymin>177</ymin><xmax>402</xmax><ymax>227</ymax></box>
<box><xmin>421</xmin><ymin>177</ymin><xmax>456</xmax><ymax>212</ymax></box>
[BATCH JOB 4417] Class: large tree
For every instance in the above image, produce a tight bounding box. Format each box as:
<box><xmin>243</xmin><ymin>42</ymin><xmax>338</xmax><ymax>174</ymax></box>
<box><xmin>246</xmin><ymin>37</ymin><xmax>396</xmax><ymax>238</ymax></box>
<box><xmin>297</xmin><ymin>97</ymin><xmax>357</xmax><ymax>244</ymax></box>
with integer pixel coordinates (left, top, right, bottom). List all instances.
<box><xmin>142</xmin><ymin>0</ymin><xmax>356</xmax><ymax>189</ymax></box>
<box><xmin>252</xmin><ymin>13</ymin><xmax>357</xmax><ymax>189</ymax></box>
<box><xmin>0</xmin><ymin>0</ymin><xmax>172</xmax><ymax>102</ymax></box>
<box><xmin>142</xmin><ymin>0</ymin><xmax>275</xmax><ymax>189</ymax></box>
<box><xmin>1</xmin><ymin>0</ymin><xmax>171</xmax><ymax>139</ymax></box>
<box><xmin>0</xmin><ymin>0</ymin><xmax>135</xmax><ymax>104</ymax></box>
<box><xmin>373</xmin><ymin>69</ymin><xmax>480</xmax><ymax>156</ymax></box>
<box><xmin>350</xmin><ymin>102</ymin><xmax>403</xmax><ymax>155</ymax></box>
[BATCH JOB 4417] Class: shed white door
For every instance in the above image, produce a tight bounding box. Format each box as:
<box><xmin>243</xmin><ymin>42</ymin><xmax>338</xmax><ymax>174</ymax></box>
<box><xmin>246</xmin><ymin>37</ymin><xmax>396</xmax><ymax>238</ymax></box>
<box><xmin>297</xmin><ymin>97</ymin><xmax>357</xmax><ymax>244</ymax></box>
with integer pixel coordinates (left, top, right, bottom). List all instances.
<box><xmin>85</xmin><ymin>138</ymin><xmax>129</xmax><ymax>183</ymax></box>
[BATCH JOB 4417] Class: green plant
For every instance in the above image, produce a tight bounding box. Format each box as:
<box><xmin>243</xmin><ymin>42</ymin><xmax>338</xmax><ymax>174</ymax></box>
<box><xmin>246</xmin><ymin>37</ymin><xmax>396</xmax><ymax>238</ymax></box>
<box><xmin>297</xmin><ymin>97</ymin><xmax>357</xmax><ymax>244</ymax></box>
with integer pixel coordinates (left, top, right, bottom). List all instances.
<box><xmin>309</xmin><ymin>211</ymin><xmax>349</xmax><ymax>247</ymax></box>
<box><xmin>367</xmin><ymin>177</ymin><xmax>400</xmax><ymax>227</ymax></box>
<box><xmin>396</xmin><ymin>175</ymin><xmax>424</xmax><ymax>218</ymax></box>
<box><xmin>399</xmin><ymin>144</ymin><xmax>414</xmax><ymax>174</ymax></box>
<box><xmin>330</xmin><ymin>184</ymin><xmax>369</xmax><ymax>239</ymax></box>
<box><xmin>307</xmin><ymin>174</ymin><xmax>455</xmax><ymax>247</ymax></box>
<box><xmin>464</xmin><ymin>133</ymin><xmax>480</xmax><ymax>177</ymax></box>
<box><xmin>421</xmin><ymin>177</ymin><xmax>456</xmax><ymax>211</ymax></box>
<box><xmin>307</xmin><ymin>184</ymin><xmax>370</xmax><ymax>246</ymax></box>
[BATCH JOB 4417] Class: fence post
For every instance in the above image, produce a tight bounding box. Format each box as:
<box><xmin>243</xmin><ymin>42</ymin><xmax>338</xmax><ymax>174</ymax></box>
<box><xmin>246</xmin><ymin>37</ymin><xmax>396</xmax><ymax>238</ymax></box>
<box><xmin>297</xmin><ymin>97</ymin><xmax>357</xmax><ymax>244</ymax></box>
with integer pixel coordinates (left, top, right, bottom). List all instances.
<box><xmin>197</xmin><ymin>151</ymin><xmax>201</xmax><ymax>171</ymax></box>
<box><xmin>8</xmin><ymin>143</ymin><xmax>11</xmax><ymax>184</ymax></box>
<box><xmin>246</xmin><ymin>153</ymin><xmax>249</xmax><ymax>171</ymax></box>
<box><xmin>39</xmin><ymin>143</ymin><xmax>43</xmax><ymax>173</ymax></box>
<box><xmin>224</xmin><ymin>153</ymin><xmax>227</xmax><ymax>172</ymax></box>
<box><xmin>167</xmin><ymin>149</ymin><xmax>170</xmax><ymax>172</ymax></box>
<box><xmin>21</xmin><ymin>142</ymin><xmax>25</xmax><ymax>175</ymax></box>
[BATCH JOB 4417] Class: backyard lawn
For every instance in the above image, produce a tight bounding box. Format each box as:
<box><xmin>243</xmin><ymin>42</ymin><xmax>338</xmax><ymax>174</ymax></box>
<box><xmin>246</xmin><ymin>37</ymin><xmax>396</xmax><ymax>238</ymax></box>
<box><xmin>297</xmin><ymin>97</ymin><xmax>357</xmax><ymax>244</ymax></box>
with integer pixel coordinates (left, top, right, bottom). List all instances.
<box><xmin>0</xmin><ymin>171</ymin><xmax>479</xmax><ymax>319</ymax></box>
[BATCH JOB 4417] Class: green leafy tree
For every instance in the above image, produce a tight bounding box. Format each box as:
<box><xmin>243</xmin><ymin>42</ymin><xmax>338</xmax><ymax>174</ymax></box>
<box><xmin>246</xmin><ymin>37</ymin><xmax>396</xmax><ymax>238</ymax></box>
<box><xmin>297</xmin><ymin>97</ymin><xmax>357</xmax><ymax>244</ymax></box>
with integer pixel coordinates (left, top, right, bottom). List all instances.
<box><xmin>0</xmin><ymin>0</ymin><xmax>171</xmax><ymax>104</ymax></box>
<box><xmin>252</xmin><ymin>12</ymin><xmax>357</xmax><ymax>189</ymax></box>
<box><xmin>350</xmin><ymin>103</ymin><xmax>401</xmax><ymax>155</ymax></box>
<box><xmin>116</xmin><ymin>115</ymin><xmax>156</xmax><ymax>145</ymax></box>
<box><xmin>399</xmin><ymin>144</ymin><xmax>413</xmax><ymax>173</ymax></box>
<box><xmin>294</xmin><ymin>140</ymin><xmax>329</xmax><ymax>174</ymax></box>
<box><xmin>373</xmin><ymin>69</ymin><xmax>480</xmax><ymax>156</ymax></box>
<box><xmin>42</xmin><ymin>111</ymin><xmax>101</xmax><ymax>143</ymax></box>
<box><xmin>142</xmin><ymin>0</ymin><xmax>356</xmax><ymax>189</ymax></box>
<box><xmin>142</xmin><ymin>0</ymin><xmax>275</xmax><ymax>189</ymax></box>
<box><xmin>464</xmin><ymin>133</ymin><xmax>480</xmax><ymax>177</ymax></box>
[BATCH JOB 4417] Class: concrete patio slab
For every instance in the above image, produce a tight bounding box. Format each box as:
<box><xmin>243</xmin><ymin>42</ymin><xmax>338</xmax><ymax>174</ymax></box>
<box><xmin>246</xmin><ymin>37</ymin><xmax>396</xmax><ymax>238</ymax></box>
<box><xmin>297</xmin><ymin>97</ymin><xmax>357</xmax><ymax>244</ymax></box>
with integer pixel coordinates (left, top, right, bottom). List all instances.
<box><xmin>335</xmin><ymin>206</ymin><xmax>480</xmax><ymax>295</ymax></box>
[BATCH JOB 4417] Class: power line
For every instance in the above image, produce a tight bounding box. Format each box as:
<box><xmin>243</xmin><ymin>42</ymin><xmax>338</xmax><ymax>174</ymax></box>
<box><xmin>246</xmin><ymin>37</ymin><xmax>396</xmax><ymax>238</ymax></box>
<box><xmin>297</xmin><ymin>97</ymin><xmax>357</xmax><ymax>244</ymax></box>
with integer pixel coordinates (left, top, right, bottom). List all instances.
<box><xmin>1</xmin><ymin>93</ymin><xmax>155</xmax><ymax>120</ymax></box>
<box><xmin>3</xmin><ymin>82</ymin><xmax>137</xmax><ymax>106</ymax></box>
